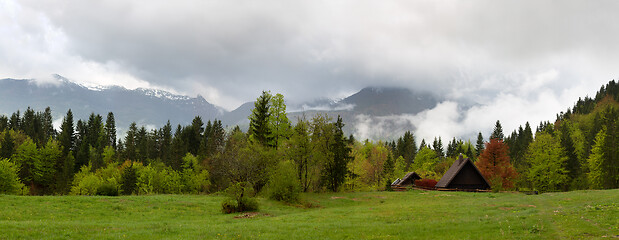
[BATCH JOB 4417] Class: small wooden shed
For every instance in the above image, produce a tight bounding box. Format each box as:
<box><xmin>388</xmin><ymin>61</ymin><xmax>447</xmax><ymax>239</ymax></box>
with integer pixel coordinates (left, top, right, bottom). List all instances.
<box><xmin>436</xmin><ymin>155</ymin><xmax>490</xmax><ymax>190</ymax></box>
<box><xmin>393</xmin><ymin>172</ymin><xmax>421</xmax><ymax>186</ymax></box>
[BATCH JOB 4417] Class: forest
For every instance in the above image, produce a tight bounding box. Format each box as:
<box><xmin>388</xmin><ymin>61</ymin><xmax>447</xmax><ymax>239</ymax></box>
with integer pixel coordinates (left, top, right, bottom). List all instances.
<box><xmin>0</xmin><ymin>80</ymin><xmax>617</xmax><ymax>200</ymax></box>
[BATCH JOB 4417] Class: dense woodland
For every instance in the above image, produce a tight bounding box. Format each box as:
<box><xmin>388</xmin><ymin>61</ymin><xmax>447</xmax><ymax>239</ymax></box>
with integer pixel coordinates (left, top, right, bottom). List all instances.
<box><xmin>0</xmin><ymin>81</ymin><xmax>617</xmax><ymax>197</ymax></box>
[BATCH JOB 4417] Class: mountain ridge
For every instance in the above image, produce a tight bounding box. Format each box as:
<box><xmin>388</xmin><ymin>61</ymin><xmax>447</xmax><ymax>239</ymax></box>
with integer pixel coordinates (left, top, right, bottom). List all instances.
<box><xmin>0</xmin><ymin>77</ymin><xmax>440</xmax><ymax>139</ymax></box>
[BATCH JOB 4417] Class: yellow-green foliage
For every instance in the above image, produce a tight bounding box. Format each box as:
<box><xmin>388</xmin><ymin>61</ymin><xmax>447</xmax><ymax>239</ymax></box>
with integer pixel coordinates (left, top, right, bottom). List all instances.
<box><xmin>265</xmin><ymin>160</ymin><xmax>301</xmax><ymax>203</ymax></box>
<box><xmin>0</xmin><ymin>158</ymin><xmax>24</xmax><ymax>194</ymax></box>
<box><xmin>525</xmin><ymin>132</ymin><xmax>569</xmax><ymax>192</ymax></box>
<box><xmin>411</xmin><ymin>147</ymin><xmax>440</xmax><ymax>179</ymax></box>
<box><xmin>587</xmin><ymin>128</ymin><xmax>606</xmax><ymax>189</ymax></box>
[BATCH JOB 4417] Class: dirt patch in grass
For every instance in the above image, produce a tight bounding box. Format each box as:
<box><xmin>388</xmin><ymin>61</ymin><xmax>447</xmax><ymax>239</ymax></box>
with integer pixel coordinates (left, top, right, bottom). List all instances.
<box><xmin>234</xmin><ymin>212</ymin><xmax>272</xmax><ymax>219</ymax></box>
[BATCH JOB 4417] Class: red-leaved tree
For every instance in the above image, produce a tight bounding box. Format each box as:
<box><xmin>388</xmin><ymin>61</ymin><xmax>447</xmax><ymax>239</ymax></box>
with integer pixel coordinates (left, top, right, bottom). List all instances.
<box><xmin>476</xmin><ymin>138</ymin><xmax>518</xmax><ymax>190</ymax></box>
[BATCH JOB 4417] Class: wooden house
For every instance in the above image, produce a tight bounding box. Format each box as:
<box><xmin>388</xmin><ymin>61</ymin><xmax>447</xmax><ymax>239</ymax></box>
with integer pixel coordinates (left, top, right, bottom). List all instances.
<box><xmin>436</xmin><ymin>155</ymin><xmax>490</xmax><ymax>190</ymax></box>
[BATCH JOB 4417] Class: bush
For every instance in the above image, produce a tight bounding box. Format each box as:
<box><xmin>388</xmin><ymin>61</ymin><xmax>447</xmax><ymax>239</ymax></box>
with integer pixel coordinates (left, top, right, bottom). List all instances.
<box><xmin>414</xmin><ymin>179</ymin><xmax>438</xmax><ymax>188</ymax></box>
<box><xmin>0</xmin><ymin>159</ymin><xmax>24</xmax><ymax>195</ymax></box>
<box><xmin>265</xmin><ymin>161</ymin><xmax>301</xmax><ymax>203</ymax></box>
<box><xmin>221</xmin><ymin>182</ymin><xmax>259</xmax><ymax>213</ymax></box>
<box><xmin>385</xmin><ymin>179</ymin><xmax>394</xmax><ymax>191</ymax></box>
<box><xmin>96</xmin><ymin>183</ymin><xmax>119</xmax><ymax>196</ymax></box>
<box><xmin>121</xmin><ymin>164</ymin><xmax>137</xmax><ymax>195</ymax></box>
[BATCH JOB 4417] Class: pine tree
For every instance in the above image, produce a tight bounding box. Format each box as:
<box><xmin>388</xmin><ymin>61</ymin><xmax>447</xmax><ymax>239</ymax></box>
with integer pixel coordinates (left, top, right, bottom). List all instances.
<box><xmin>248</xmin><ymin>91</ymin><xmax>273</xmax><ymax>147</ymax></box>
<box><xmin>419</xmin><ymin>139</ymin><xmax>427</xmax><ymax>150</ymax></box>
<box><xmin>432</xmin><ymin>137</ymin><xmax>444</xmax><ymax>157</ymax></box>
<box><xmin>160</xmin><ymin>120</ymin><xmax>173</xmax><ymax>165</ymax></box>
<box><xmin>559</xmin><ymin>122</ymin><xmax>580</xmax><ymax>188</ymax></box>
<box><xmin>105</xmin><ymin>112</ymin><xmax>116</xmax><ymax>149</ymax></box>
<box><xmin>9</xmin><ymin>111</ymin><xmax>20</xmax><ymax>131</ymax></box>
<box><xmin>0</xmin><ymin>115</ymin><xmax>8</xmax><ymax>132</ymax></box>
<box><xmin>490</xmin><ymin>120</ymin><xmax>504</xmax><ymax>140</ymax></box>
<box><xmin>0</xmin><ymin>131</ymin><xmax>15</xmax><ymax>159</ymax></box>
<box><xmin>124</xmin><ymin>122</ymin><xmax>138</xmax><ymax>161</ymax></box>
<box><xmin>58</xmin><ymin>109</ymin><xmax>74</xmax><ymax>157</ymax></box>
<box><xmin>42</xmin><ymin>107</ymin><xmax>55</xmax><ymax>141</ymax></box>
<box><xmin>324</xmin><ymin>115</ymin><xmax>351</xmax><ymax>192</ymax></box>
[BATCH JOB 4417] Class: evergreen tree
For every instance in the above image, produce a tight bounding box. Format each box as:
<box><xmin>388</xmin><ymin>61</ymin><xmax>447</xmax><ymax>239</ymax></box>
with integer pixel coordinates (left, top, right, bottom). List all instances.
<box><xmin>432</xmin><ymin>137</ymin><xmax>444</xmax><ymax>157</ymax></box>
<box><xmin>383</xmin><ymin>151</ymin><xmax>395</xmax><ymax>180</ymax></box>
<box><xmin>324</xmin><ymin>115</ymin><xmax>351</xmax><ymax>192</ymax></box>
<box><xmin>9</xmin><ymin>111</ymin><xmax>20</xmax><ymax>131</ymax></box>
<box><xmin>104</xmin><ymin>112</ymin><xmax>116</xmax><ymax>149</ymax></box>
<box><xmin>159</xmin><ymin>120</ymin><xmax>173</xmax><ymax>165</ymax></box>
<box><xmin>0</xmin><ymin>115</ymin><xmax>8</xmax><ymax>132</ymax></box>
<box><xmin>490</xmin><ymin>120</ymin><xmax>504</xmax><ymax>140</ymax></box>
<box><xmin>42</xmin><ymin>107</ymin><xmax>55</xmax><ymax>141</ymax></box>
<box><xmin>396</xmin><ymin>131</ymin><xmax>417</xmax><ymax>167</ymax></box>
<box><xmin>0</xmin><ymin>131</ymin><xmax>15</xmax><ymax>159</ymax></box>
<box><xmin>559</xmin><ymin>122</ymin><xmax>580</xmax><ymax>188</ymax></box>
<box><xmin>74</xmin><ymin>120</ymin><xmax>89</xmax><ymax>172</ymax></box>
<box><xmin>188</xmin><ymin>116</ymin><xmax>204</xmax><ymax>156</ymax></box>
<box><xmin>124</xmin><ymin>122</ymin><xmax>138</xmax><ymax>161</ymax></box>
<box><xmin>121</xmin><ymin>163</ymin><xmax>137</xmax><ymax>195</ymax></box>
<box><xmin>419</xmin><ymin>139</ymin><xmax>427</xmax><ymax>150</ymax></box>
<box><xmin>248</xmin><ymin>91</ymin><xmax>273</xmax><ymax>147</ymax></box>
<box><xmin>58</xmin><ymin>109</ymin><xmax>74</xmax><ymax>157</ymax></box>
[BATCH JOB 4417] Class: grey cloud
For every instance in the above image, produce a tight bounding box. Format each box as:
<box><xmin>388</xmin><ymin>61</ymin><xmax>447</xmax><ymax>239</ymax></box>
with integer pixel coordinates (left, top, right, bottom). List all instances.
<box><xmin>3</xmin><ymin>0</ymin><xmax>619</xmax><ymax>138</ymax></box>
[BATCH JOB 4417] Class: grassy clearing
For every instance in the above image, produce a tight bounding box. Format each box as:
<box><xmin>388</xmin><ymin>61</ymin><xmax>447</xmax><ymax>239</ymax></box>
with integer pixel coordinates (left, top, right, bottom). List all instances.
<box><xmin>0</xmin><ymin>189</ymin><xmax>617</xmax><ymax>239</ymax></box>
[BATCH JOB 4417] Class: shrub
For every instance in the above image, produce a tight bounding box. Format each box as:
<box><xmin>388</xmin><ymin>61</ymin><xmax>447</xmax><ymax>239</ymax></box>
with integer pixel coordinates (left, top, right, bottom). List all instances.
<box><xmin>414</xmin><ymin>179</ymin><xmax>438</xmax><ymax>188</ymax></box>
<box><xmin>0</xmin><ymin>159</ymin><xmax>24</xmax><ymax>195</ymax></box>
<box><xmin>121</xmin><ymin>164</ymin><xmax>137</xmax><ymax>195</ymax></box>
<box><xmin>385</xmin><ymin>179</ymin><xmax>393</xmax><ymax>191</ymax></box>
<box><xmin>96</xmin><ymin>182</ymin><xmax>119</xmax><ymax>196</ymax></box>
<box><xmin>221</xmin><ymin>182</ymin><xmax>259</xmax><ymax>213</ymax></box>
<box><xmin>265</xmin><ymin>161</ymin><xmax>301</xmax><ymax>203</ymax></box>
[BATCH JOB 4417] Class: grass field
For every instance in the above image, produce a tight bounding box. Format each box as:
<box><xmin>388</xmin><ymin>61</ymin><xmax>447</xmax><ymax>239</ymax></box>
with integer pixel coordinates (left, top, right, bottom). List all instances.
<box><xmin>0</xmin><ymin>189</ymin><xmax>617</xmax><ymax>239</ymax></box>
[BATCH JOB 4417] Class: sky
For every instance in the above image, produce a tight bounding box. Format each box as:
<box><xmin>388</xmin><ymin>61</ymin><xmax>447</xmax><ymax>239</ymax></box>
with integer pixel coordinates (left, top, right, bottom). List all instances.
<box><xmin>1</xmin><ymin>0</ymin><xmax>618</xmax><ymax>141</ymax></box>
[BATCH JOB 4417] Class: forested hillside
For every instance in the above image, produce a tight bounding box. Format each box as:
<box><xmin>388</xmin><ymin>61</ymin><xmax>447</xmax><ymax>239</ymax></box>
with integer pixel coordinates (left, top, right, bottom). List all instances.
<box><xmin>0</xmin><ymin>81</ymin><xmax>617</xmax><ymax>196</ymax></box>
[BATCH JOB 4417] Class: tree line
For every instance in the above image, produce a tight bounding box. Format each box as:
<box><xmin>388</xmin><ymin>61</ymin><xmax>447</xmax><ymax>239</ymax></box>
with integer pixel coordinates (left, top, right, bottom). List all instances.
<box><xmin>0</xmin><ymin>80</ymin><xmax>617</xmax><ymax>196</ymax></box>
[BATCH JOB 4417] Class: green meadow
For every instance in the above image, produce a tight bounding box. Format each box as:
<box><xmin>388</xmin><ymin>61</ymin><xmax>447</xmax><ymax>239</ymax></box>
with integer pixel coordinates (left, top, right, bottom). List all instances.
<box><xmin>0</xmin><ymin>189</ymin><xmax>617</xmax><ymax>239</ymax></box>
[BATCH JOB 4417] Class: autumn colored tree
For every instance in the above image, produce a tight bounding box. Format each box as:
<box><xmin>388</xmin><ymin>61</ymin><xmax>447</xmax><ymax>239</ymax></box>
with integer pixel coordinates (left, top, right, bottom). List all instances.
<box><xmin>476</xmin><ymin>138</ymin><xmax>518</xmax><ymax>190</ymax></box>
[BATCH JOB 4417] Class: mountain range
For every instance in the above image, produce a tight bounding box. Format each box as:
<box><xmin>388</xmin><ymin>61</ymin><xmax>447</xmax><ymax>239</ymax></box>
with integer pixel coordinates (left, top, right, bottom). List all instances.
<box><xmin>0</xmin><ymin>76</ymin><xmax>440</xmax><ymax>138</ymax></box>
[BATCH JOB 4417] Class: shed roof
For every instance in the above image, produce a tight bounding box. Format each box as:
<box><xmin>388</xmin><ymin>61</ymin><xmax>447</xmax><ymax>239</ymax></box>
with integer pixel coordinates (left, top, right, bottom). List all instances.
<box><xmin>435</xmin><ymin>155</ymin><xmax>490</xmax><ymax>189</ymax></box>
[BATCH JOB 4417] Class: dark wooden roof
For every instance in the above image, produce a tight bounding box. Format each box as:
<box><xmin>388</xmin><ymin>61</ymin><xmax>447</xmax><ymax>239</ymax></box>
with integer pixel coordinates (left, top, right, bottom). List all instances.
<box><xmin>436</xmin><ymin>155</ymin><xmax>490</xmax><ymax>190</ymax></box>
<box><xmin>398</xmin><ymin>172</ymin><xmax>422</xmax><ymax>186</ymax></box>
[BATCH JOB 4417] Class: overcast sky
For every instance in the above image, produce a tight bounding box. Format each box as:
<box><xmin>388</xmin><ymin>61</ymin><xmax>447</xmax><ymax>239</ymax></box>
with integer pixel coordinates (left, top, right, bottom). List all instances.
<box><xmin>1</xmin><ymin>0</ymin><xmax>618</xmax><ymax>141</ymax></box>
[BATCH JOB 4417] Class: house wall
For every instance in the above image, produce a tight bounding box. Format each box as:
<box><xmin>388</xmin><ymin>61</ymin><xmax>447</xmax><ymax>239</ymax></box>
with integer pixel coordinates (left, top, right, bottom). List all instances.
<box><xmin>447</xmin><ymin>163</ymin><xmax>489</xmax><ymax>189</ymax></box>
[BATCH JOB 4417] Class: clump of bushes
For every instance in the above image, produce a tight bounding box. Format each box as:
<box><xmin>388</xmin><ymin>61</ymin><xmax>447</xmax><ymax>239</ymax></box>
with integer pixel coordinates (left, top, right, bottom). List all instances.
<box><xmin>264</xmin><ymin>160</ymin><xmax>301</xmax><ymax>203</ymax></box>
<box><xmin>96</xmin><ymin>182</ymin><xmax>119</xmax><ymax>196</ymax></box>
<box><xmin>0</xmin><ymin>159</ymin><xmax>24</xmax><ymax>195</ymax></box>
<box><xmin>414</xmin><ymin>179</ymin><xmax>438</xmax><ymax>188</ymax></box>
<box><xmin>221</xmin><ymin>182</ymin><xmax>258</xmax><ymax>214</ymax></box>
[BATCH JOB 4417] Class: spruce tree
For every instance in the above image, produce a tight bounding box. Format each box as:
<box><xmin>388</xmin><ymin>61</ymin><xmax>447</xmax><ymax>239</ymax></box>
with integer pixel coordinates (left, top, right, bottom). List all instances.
<box><xmin>491</xmin><ymin>120</ymin><xmax>504</xmax><ymax>140</ymax></box>
<box><xmin>105</xmin><ymin>112</ymin><xmax>116</xmax><ymax>149</ymax></box>
<box><xmin>324</xmin><ymin>115</ymin><xmax>351</xmax><ymax>192</ymax></box>
<box><xmin>58</xmin><ymin>109</ymin><xmax>74</xmax><ymax>157</ymax></box>
<box><xmin>0</xmin><ymin>131</ymin><xmax>15</xmax><ymax>159</ymax></box>
<box><xmin>475</xmin><ymin>132</ymin><xmax>485</xmax><ymax>155</ymax></box>
<box><xmin>248</xmin><ymin>91</ymin><xmax>273</xmax><ymax>147</ymax></box>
